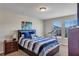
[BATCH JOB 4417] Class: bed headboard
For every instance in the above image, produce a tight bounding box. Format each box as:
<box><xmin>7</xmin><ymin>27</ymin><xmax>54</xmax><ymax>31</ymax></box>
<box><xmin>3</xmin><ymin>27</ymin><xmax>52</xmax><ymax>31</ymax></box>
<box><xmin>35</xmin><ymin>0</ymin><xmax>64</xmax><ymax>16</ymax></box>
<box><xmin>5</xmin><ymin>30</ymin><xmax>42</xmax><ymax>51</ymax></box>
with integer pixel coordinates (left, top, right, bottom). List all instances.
<box><xmin>18</xmin><ymin>30</ymin><xmax>36</xmax><ymax>40</ymax></box>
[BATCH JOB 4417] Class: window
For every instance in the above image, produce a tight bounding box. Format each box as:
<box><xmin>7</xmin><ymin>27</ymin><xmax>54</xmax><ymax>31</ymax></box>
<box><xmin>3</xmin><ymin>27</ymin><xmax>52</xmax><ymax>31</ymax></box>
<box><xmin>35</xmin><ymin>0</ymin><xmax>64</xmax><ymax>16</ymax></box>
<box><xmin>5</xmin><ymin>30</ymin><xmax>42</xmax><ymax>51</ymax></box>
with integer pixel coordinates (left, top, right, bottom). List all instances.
<box><xmin>52</xmin><ymin>21</ymin><xmax>61</xmax><ymax>36</ymax></box>
<box><xmin>64</xmin><ymin>19</ymin><xmax>77</xmax><ymax>37</ymax></box>
<box><xmin>52</xmin><ymin>19</ymin><xmax>77</xmax><ymax>38</ymax></box>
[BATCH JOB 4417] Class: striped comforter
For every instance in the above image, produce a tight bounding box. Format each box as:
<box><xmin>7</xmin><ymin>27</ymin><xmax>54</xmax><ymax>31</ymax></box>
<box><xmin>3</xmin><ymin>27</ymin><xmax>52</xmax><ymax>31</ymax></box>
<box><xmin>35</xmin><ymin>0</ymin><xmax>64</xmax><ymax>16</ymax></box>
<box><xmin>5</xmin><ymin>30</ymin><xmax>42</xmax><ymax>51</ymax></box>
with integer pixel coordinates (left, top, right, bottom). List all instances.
<box><xmin>19</xmin><ymin>37</ymin><xmax>60</xmax><ymax>56</ymax></box>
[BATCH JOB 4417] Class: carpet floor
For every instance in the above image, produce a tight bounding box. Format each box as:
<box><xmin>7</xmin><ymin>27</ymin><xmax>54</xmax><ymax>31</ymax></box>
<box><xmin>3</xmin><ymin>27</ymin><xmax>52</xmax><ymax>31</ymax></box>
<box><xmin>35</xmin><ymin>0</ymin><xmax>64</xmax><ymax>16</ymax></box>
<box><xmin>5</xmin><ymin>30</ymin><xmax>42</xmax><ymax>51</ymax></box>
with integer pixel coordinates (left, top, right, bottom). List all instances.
<box><xmin>1</xmin><ymin>45</ymin><xmax>68</xmax><ymax>56</ymax></box>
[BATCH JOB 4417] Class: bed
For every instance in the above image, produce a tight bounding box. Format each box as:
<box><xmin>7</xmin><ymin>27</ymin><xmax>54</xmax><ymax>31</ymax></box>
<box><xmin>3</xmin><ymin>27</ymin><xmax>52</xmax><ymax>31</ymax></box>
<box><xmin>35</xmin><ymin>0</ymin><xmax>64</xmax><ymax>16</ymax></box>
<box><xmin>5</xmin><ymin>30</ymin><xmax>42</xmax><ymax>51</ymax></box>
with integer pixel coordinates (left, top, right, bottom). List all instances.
<box><xmin>18</xmin><ymin>30</ymin><xmax>60</xmax><ymax>56</ymax></box>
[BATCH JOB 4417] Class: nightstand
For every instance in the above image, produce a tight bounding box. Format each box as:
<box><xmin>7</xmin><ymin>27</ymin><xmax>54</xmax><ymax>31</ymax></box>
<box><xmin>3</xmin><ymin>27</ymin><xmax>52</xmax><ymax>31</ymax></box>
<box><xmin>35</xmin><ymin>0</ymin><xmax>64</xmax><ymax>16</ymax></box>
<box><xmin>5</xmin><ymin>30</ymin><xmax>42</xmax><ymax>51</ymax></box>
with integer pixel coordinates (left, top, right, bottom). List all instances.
<box><xmin>4</xmin><ymin>39</ymin><xmax>18</xmax><ymax>55</ymax></box>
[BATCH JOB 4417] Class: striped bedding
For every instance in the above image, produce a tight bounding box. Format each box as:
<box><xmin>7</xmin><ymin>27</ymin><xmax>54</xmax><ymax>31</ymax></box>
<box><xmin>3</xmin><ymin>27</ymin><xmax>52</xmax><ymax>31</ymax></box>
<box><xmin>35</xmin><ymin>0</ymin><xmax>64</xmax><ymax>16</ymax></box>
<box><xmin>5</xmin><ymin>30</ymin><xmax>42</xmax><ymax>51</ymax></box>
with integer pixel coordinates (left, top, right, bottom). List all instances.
<box><xmin>19</xmin><ymin>37</ymin><xmax>60</xmax><ymax>56</ymax></box>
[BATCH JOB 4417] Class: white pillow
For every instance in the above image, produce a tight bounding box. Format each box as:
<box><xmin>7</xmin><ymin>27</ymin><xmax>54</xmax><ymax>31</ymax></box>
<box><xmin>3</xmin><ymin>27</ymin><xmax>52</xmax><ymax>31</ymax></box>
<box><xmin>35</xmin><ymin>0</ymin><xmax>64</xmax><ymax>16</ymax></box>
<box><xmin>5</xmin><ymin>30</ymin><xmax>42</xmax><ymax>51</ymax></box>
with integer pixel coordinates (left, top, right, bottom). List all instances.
<box><xmin>31</xmin><ymin>34</ymin><xmax>37</xmax><ymax>39</ymax></box>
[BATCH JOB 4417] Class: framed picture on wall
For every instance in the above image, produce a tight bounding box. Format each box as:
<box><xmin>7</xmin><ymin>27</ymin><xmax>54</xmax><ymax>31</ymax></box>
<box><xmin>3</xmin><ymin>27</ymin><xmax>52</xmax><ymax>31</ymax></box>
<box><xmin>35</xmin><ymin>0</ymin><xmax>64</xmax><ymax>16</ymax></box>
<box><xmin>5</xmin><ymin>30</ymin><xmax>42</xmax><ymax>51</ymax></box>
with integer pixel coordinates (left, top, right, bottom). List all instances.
<box><xmin>21</xmin><ymin>21</ymin><xmax>32</xmax><ymax>30</ymax></box>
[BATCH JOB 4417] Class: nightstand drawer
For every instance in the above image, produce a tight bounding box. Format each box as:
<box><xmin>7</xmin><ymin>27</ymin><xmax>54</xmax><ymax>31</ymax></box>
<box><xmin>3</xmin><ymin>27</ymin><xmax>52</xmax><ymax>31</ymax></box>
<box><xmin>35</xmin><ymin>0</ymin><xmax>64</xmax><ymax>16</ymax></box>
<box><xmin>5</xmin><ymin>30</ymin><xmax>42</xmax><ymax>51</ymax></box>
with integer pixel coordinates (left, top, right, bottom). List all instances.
<box><xmin>4</xmin><ymin>40</ymin><xmax>18</xmax><ymax>55</ymax></box>
<box><xmin>5</xmin><ymin>43</ymin><xmax>14</xmax><ymax>47</ymax></box>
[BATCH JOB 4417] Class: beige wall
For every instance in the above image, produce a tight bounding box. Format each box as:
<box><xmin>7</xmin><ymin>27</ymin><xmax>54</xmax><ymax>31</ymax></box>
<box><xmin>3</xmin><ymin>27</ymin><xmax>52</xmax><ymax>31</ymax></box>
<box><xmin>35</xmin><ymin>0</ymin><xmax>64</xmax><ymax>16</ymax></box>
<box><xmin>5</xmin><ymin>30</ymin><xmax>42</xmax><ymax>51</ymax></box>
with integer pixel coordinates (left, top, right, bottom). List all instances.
<box><xmin>43</xmin><ymin>15</ymin><xmax>77</xmax><ymax>45</ymax></box>
<box><xmin>0</xmin><ymin>10</ymin><xmax>43</xmax><ymax>53</ymax></box>
<box><xmin>0</xmin><ymin>10</ymin><xmax>77</xmax><ymax>53</ymax></box>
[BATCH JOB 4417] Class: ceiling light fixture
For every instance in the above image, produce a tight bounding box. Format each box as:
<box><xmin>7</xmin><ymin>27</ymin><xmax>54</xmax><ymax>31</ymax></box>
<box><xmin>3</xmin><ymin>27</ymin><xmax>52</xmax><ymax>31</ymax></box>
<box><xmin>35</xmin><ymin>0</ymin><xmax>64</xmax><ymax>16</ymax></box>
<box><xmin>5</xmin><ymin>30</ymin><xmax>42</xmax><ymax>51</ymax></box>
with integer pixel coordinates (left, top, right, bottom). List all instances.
<box><xmin>39</xmin><ymin>7</ymin><xmax>47</xmax><ymax>12</ymax></box>
<box><xmin>37</xmin><ymin>6</ymin><xmax>48</xmax><ymax>12</ymax></box>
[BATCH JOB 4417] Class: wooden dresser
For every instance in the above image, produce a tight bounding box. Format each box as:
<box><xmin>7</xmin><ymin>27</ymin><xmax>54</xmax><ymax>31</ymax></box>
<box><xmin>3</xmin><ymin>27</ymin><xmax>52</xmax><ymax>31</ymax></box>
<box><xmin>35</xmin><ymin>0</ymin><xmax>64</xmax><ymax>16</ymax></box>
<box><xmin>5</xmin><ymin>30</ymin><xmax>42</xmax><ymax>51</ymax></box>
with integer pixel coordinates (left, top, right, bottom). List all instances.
<box><xmin>4</xmin><ymin>39</ymin><xmax>18</xmax><ymax>55</ymax></box>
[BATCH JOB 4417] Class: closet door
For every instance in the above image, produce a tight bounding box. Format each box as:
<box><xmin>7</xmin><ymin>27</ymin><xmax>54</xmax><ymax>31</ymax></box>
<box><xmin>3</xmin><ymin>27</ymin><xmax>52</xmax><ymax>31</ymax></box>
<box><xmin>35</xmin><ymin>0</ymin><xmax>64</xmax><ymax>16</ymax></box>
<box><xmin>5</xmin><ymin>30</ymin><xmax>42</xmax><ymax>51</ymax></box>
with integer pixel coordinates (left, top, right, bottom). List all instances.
<box><xmin>68</xmin><ymin>28</ymin><xmax>79</xmax><ymax>56</ymax></box>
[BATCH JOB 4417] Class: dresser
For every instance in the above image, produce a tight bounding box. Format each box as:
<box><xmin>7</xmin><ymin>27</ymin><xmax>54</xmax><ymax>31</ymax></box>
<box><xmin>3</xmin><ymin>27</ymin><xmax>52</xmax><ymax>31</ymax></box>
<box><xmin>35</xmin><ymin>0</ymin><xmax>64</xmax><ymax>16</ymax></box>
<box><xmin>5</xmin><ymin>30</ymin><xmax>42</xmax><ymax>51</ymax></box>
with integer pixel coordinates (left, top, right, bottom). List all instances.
<box><xmin>4</xmin><ymin>39</ymin><xmax>18</xmax><ymax>55</ymax></box>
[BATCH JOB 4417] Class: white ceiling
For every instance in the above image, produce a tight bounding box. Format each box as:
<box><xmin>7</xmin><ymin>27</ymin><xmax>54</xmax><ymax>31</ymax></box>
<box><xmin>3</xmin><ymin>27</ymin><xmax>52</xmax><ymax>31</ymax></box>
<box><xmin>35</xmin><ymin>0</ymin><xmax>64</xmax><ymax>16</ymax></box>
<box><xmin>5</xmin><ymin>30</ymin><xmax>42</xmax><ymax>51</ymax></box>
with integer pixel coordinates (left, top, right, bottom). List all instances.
<box><xmin>0</xmin><ymin>3</ymin><xmax>77</xmax><ymax>20</ymax></box>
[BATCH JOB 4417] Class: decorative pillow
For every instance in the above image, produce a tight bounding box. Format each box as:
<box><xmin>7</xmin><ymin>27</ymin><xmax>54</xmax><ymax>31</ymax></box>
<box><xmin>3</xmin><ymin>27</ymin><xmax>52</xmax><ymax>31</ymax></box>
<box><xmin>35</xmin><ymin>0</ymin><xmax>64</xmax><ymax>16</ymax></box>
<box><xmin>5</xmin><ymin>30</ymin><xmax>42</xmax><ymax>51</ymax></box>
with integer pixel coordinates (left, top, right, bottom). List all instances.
<box><xmin>31</xmin><ymin>34</ymin><xmax>38</xmax><ymax>39</ymax></box>
<box><xmin>22</xmin><ymin>32</ymin><xmax>31</xmax><ymax>39</ymax></box>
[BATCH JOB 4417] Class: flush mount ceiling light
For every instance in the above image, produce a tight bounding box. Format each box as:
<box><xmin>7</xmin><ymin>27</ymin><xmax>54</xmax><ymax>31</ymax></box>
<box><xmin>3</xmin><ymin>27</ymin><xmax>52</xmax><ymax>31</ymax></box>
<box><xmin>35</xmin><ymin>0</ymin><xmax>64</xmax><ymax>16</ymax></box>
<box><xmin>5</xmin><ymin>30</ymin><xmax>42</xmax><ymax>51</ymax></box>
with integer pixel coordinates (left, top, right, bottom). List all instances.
<box><xmin>39</xmin><ymin>7</ymin><xmax>47</xmax><ymax>12</ymax></box>
<box><xmin>37</xmin><ymin>6</ymin><xmax>48</xmax><ymax>12</ymax></box>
